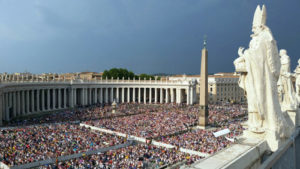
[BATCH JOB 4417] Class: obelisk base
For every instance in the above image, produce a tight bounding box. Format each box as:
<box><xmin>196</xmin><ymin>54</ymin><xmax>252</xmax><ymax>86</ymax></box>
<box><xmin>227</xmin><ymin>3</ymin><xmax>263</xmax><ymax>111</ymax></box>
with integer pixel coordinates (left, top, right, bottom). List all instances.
<box><xmin>198</xmin><ymin>105</ymin><xmax>209</xmax><ymax>128</ymax></box>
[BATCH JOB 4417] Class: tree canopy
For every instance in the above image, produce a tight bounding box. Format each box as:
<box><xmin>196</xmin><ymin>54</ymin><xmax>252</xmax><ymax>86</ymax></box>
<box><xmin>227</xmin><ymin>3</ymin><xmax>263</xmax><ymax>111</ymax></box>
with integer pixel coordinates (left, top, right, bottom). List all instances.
<box><xmin>102</xmin><ymin>68</ymin><xmax>160</xmax><ymax>80</ymax></box>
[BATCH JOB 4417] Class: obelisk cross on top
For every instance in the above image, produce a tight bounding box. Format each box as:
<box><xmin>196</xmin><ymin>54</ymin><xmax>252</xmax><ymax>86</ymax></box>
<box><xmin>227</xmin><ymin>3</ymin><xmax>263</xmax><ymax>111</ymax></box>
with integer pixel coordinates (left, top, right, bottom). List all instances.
<box><xmin>199</xmin><ymin>36</ymin><xmax>209</xmax><ymax>127</ymax></box>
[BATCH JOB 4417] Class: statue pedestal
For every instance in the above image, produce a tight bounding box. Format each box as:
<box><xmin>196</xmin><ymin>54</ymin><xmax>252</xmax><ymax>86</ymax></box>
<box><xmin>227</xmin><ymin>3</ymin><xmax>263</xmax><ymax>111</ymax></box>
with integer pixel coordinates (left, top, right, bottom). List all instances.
<box><xmin>243</xmin><ymin>130</ymin><xmax>266</xmax><ymax>140</ymax></box>
<box><xmin>185</xmin><ymin>135</ymin><xmax>268</xmax><ymax>169</ymax></box>
<box><xmin>286</xmin><ymin>109</ymin><xmax>299</xmax><ymax>127</ymax></box>
<box><xmin>297</xmin><ymin>109</ymin><xmax>300</xmax><ymax>127</ymax></box>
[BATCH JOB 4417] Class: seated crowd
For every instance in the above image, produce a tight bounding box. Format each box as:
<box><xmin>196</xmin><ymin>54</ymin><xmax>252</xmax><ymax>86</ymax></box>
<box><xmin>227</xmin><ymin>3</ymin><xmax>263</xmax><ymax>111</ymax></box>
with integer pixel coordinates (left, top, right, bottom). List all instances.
<box><xmin>158</xmin><ymin>104</ymin><xmax>246</xmax><ymax>154</ymax></box>
<box><xmin>85</xmin><ymin>105</ymin><xmax>198</xmax><ymax>138</ymax></box>
<box><xmin>6</xmin><ymin>103</ymin><xmax>160</xmax><ymax>127</ymax></box>
<box><xmin>159</xmin><ymin>123</ymin><xmax>244</xmax><ymax>154</ymax></box>
<box><xmin>208</xmin><ymin>104</ymin><xmax>247</xmax><ymax>127</ymax></box>
<box><xmin>0</xmin><ymin>124</ymin><xmax>125</xmax><ymax>166</ymax></box>
<box><xmin>39</xmin><ymin>144</ymin><xmax>202</xmax><ymax>169</ymax></box>
<box><xmin>0</xmin><ymin>103</ymin><xmax>247</xmax><ymax>168</ymax></box>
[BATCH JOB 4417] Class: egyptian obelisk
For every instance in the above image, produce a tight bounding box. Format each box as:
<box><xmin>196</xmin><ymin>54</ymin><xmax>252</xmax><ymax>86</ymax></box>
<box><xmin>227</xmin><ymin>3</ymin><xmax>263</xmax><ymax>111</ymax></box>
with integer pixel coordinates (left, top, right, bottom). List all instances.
<box><xmin>199</xmin><ymin>37</ymin><xmax>209</xmax><ymax>127</ymax></box>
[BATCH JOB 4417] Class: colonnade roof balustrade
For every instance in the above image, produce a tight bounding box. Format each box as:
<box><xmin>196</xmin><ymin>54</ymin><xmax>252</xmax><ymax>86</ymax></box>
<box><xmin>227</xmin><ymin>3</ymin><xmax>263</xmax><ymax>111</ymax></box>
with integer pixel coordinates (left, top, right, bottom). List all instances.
<box><xmin>0</xmin><ymin>78</ymin><xmax>194</xmax><ymax>88</ymax></box>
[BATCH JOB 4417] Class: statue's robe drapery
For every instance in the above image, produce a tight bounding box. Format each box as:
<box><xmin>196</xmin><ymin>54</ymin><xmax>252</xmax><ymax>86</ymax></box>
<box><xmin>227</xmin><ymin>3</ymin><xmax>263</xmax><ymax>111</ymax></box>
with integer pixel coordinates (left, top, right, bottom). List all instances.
<box><xmin>278</xmin><ymin>56</ymin><xmax>297</xmax><ymax>112</ymax></box>
<box><xmin>238</xmin><ymin>28</ymin><xmax>292</xmax><ymax>151</ymax></box>
<box><xmin>294</xmin><ymin>66</ymin><xmax>300</xmax><ymax>103</ymax></box>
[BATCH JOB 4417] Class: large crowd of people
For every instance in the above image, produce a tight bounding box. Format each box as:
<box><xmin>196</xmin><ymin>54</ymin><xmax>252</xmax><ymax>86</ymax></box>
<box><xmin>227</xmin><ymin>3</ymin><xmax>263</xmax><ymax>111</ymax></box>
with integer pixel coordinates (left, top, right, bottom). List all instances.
<box><xmin>156</xmin><ymin>104</ymin><xmax>246</xmax><ymax>154</ymax></box>
<box><xmin>208</xmin><ymin>104</ymin><xmax>247</xmax><ymax>127</ymax></box>
<box><xmin>0</xmin><ymin>124</ymin><xmax>125</xmax><ymax>166</ymax></box>
<box><xmin>159</xmin><ymin>123</ymin><xmax>244</xmax><ymax>154</ymax></box>
<box><xmin>39</xmin><ymin>144</ymin><xmax>201</xmax><ymax>169</ymax></box>
<box><xmin>0</xmin><ymin>103</ymin><xmax>247</xmax><ymax>168</ymax></box>
<box><xmin>6</xmin><ymin>103</ymin><xmax>160</xmax><ymax>127</ymax></box>
<box><xmin>85</xmin><ymin>104</ymin><xmax>198</xmax><ymax>138</ymax></box>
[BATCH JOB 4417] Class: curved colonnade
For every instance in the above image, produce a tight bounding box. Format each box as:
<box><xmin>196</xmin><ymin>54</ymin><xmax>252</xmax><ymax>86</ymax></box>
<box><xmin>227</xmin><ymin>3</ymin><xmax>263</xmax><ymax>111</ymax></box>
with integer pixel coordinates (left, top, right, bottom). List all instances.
<box><xmin>0</xmin><ymin>79</ymin><xmax>197</xmax><ymax>126</ymax></box>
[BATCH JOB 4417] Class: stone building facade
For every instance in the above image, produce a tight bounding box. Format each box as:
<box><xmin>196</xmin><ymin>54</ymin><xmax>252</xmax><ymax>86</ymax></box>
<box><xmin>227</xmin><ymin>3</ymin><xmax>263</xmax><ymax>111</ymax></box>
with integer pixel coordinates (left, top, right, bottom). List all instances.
<box><xmin>169</xmin><ymin>73</ymin><xmax>246</xmax><ymax>104</ymax></box>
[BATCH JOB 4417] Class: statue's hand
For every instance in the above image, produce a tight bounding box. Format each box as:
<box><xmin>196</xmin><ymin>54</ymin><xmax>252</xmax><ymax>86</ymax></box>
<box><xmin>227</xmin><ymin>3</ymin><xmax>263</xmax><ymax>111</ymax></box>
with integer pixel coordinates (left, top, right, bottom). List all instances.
<box><xmin>238</xmin><ymin>47</ymin><xmax>245</xmax><ymax>57</ymax></box>
<box><xmin>234</xmin><ymin>56</ymin><xmax>245</xmax><ymax>65</ymax></box>
<box><xmin>282</xmin><ymin>72</ymin><xmax>292</xmax><ymax>78</ymax></box>
<box><xmin>260</xmin><ymin>114</ymin><xmax>265</xmax><ymax>121</ymax></box>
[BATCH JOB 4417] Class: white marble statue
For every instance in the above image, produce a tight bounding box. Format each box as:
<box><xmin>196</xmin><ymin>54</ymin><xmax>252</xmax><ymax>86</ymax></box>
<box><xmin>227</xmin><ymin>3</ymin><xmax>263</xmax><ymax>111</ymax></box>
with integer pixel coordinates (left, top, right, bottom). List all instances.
<box><xmin>294</xmin><ymin>59</ymin><xmax>300</xmax><ymax>104</ymax></box>
<box><xmin>277</xmin><ymin>49</ymin><xmax>297</xmax><ymax>112</ymax></box>
<box><xmin>233</xmin><ymin>5</ymin><xmax>292</xmax><ymax>151</ymax></box>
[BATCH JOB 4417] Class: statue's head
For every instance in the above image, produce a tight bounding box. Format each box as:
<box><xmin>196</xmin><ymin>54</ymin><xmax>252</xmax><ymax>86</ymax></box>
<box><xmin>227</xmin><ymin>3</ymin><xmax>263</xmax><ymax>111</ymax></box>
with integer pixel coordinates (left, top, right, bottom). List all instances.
<box><xmin>252</xmin><ymin>5</ymin><xmax>267</xmax><ymax>36</ymax></box>
<box><xmin>298</xmin><ymin>59</ymin><xmax>300</xmax><ymax>65</ymax></box>
<box><xmin>279</xmin><ymin>49</ymin><xmax>287</xmax><ymax>56</ymax></box>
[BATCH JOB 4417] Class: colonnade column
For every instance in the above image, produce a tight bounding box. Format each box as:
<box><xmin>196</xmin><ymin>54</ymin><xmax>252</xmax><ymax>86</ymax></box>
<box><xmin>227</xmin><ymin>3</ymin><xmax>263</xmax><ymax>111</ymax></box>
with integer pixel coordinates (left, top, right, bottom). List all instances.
<box><xmin>64</xmin><ymin>88</ymin><xmax>67</xmax><ymax>108</ymax></box>
<box><xmin>155</xmin><ymin>88</ymin><xmax>157</xmax><ymax>103</ymax></box>
<box><xmin>84</xmin><ymin>88</ymin><xmax>87</xmax><ymax>105</ymax></box>
<box><xmin>175</xmin><ymin>89</ymin><xmax>178</xmax><ymax>104</ymax></box>
<box><xmin>41</xmin><ymin>89</ymin><xmax>45</xmax><ymax>111</ymax></box>
<box><xmin>94</xmin><ymin>88</ymin><xmax>97</xmax><ymax>104</ymax></box>
<box><xmin>127</xmin><ymin>88</ymin><xmax>130</xmax><ymax>103</ymax></box>
<box><xmin>85</xmin><ymin>88</ymin><xmax>88</xmax><ymax>105</ymax></box>
<box><xmin>186</xmin><ymin>88</ymin><xmax>190</xmax><ymax>105</ymax></box>
<box><xmin>0</xmin><ymin>92</ymin><xmax>2</xmax><ymax>126</ymax></box>
<box><xmin>121</xmin><ymin>88</ymin><xmax>125</xmax><ymax>103</ymax></box>
<box><xmin>89</xmin><ymin>88</ymin><xmax>92</xmax><ymax>105</ymax></box>
<box><xmin>81</xmin><ymin>89</ymin><xmax>83</xmax><ymax>106</ymax></box>
<box><xmin>21</xmin><ymin>91</ymin><xmax>25</xmax><ymax>115</ymax></box>
<box><xmin>52</xmin><ymin>89</ymin><xmax>56</xmax><ymax>109</ymax></box>
<box><xmin>6</xmin><ymin>93</ymin><xmax>9</xmax><ymax>120</ymax></box>
<box><xmin>100</xmin><ymin>88</ymin><xmax>103</xmax><ymax>104</ymax></box>
<box><xmin>144</xmin><ymin>88</ymin><xmax>146</xmax><ymax>104</ymax></box>
<box><xmin>0</xmin><ymin>92</ymin><xmax>4</xmax><ymax>126</ymax></box>
<box><xmin>171</xmin><ymin>88</ymin><xmax>174</xmax><ymax>103</ymax></box>
<box><xmin>17</xmin><ymin>91</ymin><xmax>21</xmax><ymax>115</ymax></box>
<box><xmin>160</xmin><ymin>88</ymin><xmax>163</xmax><ymax>104</ymax></box>
<box><xmin>12</xmin><ymin>92</ymin><xmax>16</xmax><ymax>117</ymax></box>
<box><xmin>149</xmin><ymin>88</ymin><xmax>152</xmax><ymax>104</ymax></box>
<box><xmin>166</xmin><ymin>88</ymin><xmax>169</xmax><ymax>103</ymax></box>
<box><xmin>178</xmin><ymin>89</ymin><xmax>182</xmax><ymax>104</ymax></box>
<box><xmin>138</xmin><ymin>88</ymin><xmax>141</xmax><ymax>103</ymax></box>
<box><xmin>81</xmin><ymin>88</ymin><xmax>84</xmax><ymax>105</ymax></box>
<box><xmin>97</xmin><ymin>88</ymin><xmax>100</xmax><ymax>104</ymax></box>
<box><xmin>36</xmin><ymin>90</ymin><xmax>40</xmax><ymax>112</ymax></box>
<box><xmin>105</xmin><ymin>88</ymin><xmax>108</xmax><ymax>103</ymax></box>
<box><xmin>111</xmin><ymin>88</ymin><xmax>114</xmax><ymax>102</ymax></box>
<box><xmin>83</xmin><ymin>88</ymin><xmax>86</xmax><ymax>105</ymax></box>
<box><xmin>2</xmin><ymin>94</ymin><xmax>5</xmax><ymax>121</ymax></box>
<box><xmin>58</xmin><ymin>88</ymin><xmax>61</xmax><ymax>109</ymax></box>
<box><xmin>31</xmin><ymin>90</ymin><xmax>35</xmax><ymax>112</ymax></box>
<box><xmin>69</xmin><ymin>88</ymin><xmax>74</xmax><ymax>108</ymax></box>
<box><xmin>47</xmin><ymin>89</ymin><xmax>50</xmax><ymax>110</ymax></box>
<box><xmin>73</xmin><ymin>88</ymin><xmax>77</xmax><ymax>106</ymax></box>
<box><xmin>26</xmin><ymin>90</ymin><xmax>30</xmax><ymax>114</ymax></box>
<box><xmin>116</xmin><ymin>88</ymin><xmax>119</xmax><ymax>103</ymax></box>
<box><xmin>132</xmin><ymin>88</ymin><xmax>136</xmax><ymax>103</ymax></box>
<box><xmin>190</xmin><ymin>87</ymin><xmax>194</xmax><ymax>104</ymax></box>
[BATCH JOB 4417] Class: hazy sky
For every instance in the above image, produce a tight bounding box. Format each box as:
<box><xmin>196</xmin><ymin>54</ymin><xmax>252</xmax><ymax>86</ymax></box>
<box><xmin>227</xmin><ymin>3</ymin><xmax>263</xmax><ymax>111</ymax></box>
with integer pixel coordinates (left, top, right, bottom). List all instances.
<box><xmin>0</xmin><ymin>0</ymin><xmax>299</xmax><ymax>74</ymax></box>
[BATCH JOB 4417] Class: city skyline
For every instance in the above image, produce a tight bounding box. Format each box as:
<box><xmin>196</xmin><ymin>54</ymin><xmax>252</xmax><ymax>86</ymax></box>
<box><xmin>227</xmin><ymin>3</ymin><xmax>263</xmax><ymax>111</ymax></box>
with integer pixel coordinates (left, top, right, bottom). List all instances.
<box><xmin>0</xmin><ymin>0</ymin><xmax>299</xmax><ymax>74</ymax></box>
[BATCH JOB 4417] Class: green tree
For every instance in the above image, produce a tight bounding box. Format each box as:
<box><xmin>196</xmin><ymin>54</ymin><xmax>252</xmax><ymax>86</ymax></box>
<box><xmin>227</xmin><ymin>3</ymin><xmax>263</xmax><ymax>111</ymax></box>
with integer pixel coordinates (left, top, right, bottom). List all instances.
<box><xmin>102</xmin><ymin>68</ymin><xmax>161</xmax><ymax>80</ymax></box>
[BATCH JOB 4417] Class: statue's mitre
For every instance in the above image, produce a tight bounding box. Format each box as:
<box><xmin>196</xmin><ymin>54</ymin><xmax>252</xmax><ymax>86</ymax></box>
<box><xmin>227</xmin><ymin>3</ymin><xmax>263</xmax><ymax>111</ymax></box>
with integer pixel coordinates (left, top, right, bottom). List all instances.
<box><xmin>252</xmin><ymin>5</ymin><xmax>267</xmax><ymax>27</ymax></box>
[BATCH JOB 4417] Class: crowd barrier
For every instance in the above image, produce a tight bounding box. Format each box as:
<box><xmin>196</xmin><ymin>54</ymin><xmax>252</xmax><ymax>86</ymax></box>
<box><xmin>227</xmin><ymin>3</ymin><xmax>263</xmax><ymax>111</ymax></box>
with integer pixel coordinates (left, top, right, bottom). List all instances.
<box><xmin>81</xmin><ymin>123</ymin><xmax>210</xmax><ymax>157</ymax></box>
